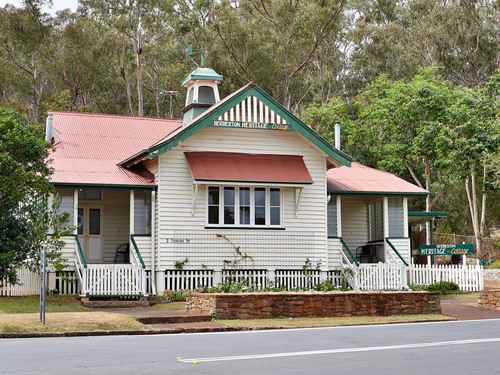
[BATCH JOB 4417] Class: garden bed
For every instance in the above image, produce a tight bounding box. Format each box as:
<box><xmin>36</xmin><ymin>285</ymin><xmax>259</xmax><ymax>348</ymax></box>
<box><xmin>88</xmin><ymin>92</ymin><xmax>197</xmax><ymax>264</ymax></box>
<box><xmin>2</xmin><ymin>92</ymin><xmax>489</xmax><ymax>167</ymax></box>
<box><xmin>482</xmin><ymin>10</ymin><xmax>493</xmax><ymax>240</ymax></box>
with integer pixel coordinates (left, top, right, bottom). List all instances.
<box><xmin>186</xmin><ymin>291</ymin><xmax>441</xmax><ymax>320</ymax></box>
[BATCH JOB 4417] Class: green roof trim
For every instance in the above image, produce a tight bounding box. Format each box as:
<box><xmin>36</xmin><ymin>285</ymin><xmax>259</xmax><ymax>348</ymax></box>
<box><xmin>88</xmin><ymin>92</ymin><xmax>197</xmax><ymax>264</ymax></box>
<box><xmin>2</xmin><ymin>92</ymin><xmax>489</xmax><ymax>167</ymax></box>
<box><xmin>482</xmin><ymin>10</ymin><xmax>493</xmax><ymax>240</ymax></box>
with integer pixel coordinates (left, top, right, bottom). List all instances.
<box><xmin>181</xmin><ymin>67</ymin><xmax>223</xmax><ymax>86</ymax></box>
<box><xmin>328</xmin><ymin>190</ymin><xmax>429</xmax><ymax>197</ymax></box>
<box><xmin>147</xmin><ymin>84</ymin><xmax>352</xmax><ymax>166</ymax></box>
<box><xmin>408</xmin><ymin>212</ymin><xmax>449</xmax><ymax>217</ymax></box>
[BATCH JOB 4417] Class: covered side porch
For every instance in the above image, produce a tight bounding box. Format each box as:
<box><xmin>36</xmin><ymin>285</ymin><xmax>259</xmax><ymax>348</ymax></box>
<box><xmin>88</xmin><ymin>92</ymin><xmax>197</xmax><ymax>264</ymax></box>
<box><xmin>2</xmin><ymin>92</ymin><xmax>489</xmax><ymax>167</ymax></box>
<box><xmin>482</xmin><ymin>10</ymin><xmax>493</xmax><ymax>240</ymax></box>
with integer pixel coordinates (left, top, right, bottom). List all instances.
<box><xmin>53</xmin><ymin>187</ymin><xmax>155</xmax><ymax>297</ymax></box>
<box><xmin>327</xmin><ymin>194</ymin><xmax>411</xmax><ymax>290</ymax></box>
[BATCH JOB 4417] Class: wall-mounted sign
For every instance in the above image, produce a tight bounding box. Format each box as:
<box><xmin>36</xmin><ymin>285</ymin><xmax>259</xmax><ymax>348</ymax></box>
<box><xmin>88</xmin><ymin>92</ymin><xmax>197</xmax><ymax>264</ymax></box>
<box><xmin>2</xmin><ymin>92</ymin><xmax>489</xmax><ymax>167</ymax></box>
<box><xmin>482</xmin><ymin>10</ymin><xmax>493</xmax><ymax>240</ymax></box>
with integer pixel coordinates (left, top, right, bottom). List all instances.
<box><xmin>211</xmin><ymin>120</ymin><xmax>291</xmax><ymax>131</ymax></box>
<box><xmin>419</xmin><ymin>244</ymin><xmax>474</xmax><ymax>256</ymax></box>
<box><xmin>166</xmin><ymin>238</ymin><xmax>190</xmax><ymax>244</ymax></box>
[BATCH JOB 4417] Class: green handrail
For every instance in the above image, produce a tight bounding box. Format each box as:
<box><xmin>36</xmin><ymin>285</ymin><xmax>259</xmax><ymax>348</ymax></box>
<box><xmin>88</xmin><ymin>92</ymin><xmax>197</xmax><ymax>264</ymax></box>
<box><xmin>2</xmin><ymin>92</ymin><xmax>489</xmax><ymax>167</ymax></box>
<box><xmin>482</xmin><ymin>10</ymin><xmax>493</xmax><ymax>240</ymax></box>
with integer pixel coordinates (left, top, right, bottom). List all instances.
<box><xmin>339</xmin><ymin>237</ymin><xmax>359</xmax><ymax>266</ymax></box>
<box><xmin>130</xmin><ymin>235</ymin><xmax>146</xmax><ymax>269</ymax></box>
<box><xmin>72</xmin><ymin>234</ymin><xmax>87</xmax><ymax>268</ymax></box>
<box><xmin>385</xmin><ymin>238</ymin><xmax>409</xmax><ymax>266</ymax></box>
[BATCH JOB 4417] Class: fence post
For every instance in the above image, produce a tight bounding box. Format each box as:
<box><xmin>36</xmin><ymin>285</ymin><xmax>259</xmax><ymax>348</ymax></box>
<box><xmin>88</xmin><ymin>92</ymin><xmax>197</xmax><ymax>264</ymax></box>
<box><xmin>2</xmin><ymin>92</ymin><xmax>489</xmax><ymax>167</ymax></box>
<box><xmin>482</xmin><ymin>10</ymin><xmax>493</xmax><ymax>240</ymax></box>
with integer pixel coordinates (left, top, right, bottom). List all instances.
<box><xmin>214</xmin><ymin>270</ymin><xmax>222</xmax><ymax>285</ymax></box>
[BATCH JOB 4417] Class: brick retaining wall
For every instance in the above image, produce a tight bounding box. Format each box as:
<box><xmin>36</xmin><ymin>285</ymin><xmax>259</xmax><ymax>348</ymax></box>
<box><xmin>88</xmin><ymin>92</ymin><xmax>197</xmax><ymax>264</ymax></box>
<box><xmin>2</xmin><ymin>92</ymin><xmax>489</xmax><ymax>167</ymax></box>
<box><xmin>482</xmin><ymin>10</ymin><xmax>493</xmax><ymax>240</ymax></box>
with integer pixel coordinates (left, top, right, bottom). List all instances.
<box><xmin>186</xmin><ymin>291</ymin><xmax>441</xmax><ymax>320</ymax></box>
<box><xmin>478</xmin><ymin>290</ymin><xmax>500</xmax><ymax>310</ymax></box>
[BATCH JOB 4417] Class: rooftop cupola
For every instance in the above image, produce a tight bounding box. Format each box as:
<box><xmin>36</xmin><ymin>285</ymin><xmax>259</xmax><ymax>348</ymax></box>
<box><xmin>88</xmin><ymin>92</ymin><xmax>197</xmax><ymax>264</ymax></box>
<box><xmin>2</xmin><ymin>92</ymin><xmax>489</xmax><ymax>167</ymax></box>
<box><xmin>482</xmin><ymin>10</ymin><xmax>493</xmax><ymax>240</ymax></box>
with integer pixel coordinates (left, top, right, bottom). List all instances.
<box><xmin>181</xmin><ymin>66</ymin><xmax>223</xmax><ymax>125</ymax></box>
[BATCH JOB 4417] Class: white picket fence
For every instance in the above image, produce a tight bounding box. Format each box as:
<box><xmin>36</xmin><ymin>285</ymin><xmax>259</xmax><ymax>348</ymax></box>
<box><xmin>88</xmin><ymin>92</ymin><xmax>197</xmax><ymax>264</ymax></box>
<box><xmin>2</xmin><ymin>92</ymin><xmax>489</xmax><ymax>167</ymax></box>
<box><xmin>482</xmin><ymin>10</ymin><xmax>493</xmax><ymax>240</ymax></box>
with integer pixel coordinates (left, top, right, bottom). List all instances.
<box><xmin>165</xmin><ymin>269</ymin><xmax>214</xmax><ymax>291</ymax></box>
<box><xmin>357</xmin><ymin>263</ymin><xmax>408</xmax><ymax>291</ymax></box>
<box><xmin>0</xmin><ymin>268</ymin><xmax>40</xmax><ymax>296</ymax></box>
<box><xmin>85</xmin><ymin>265</ymin><xmax>145</xmax><ymax>296</ymax></box>
<box><xmin>409</xmin><ymin>264</ymin><xmax>484</xmax><ymax>292</ymax></box>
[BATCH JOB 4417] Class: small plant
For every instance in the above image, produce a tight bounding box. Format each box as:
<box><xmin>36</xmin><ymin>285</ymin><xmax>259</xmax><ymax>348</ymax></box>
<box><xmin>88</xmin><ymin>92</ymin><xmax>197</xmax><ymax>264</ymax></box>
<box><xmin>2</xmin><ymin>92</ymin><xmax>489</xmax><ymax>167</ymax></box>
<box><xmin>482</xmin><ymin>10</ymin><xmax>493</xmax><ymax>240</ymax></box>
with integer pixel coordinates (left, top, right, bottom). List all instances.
<box><xmin>174</xmin><ymin>258</ymin><xmax>188</xmax><ymax>270</ymax></box>
<box><xmin>303</xmin><ymin>258</ymin><xmax>322</xmax><ymax>288</ymax></box>
<box><xmin>201</xmin><ymin>264</ymin><xmax>207</xmax><ymax>269</ymax></box>
<box><xmin>163</xmin><ymin>289</ymin><xmax>191</xmax><ymax>300</ymax></box>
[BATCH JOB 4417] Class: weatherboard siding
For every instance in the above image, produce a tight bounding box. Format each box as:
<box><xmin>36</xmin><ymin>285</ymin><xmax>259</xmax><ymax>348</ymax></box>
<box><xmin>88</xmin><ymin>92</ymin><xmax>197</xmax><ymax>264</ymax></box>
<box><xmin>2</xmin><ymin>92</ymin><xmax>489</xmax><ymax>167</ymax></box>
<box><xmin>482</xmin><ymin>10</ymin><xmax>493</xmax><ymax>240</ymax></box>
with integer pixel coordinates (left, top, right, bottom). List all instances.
<box><xmin>341</xmin><ymin>197</ymin><xmax>369</xmax><ymax>254</ymax></box>
<box><xmin>156</xmin><ymin>127</ymin><xmax>329</xmax><ymax>270</ymax></box>
<box><xmin>102</xmin><ymin>190</ymin><xmax>130</xmax><ymax>263</ymax></box>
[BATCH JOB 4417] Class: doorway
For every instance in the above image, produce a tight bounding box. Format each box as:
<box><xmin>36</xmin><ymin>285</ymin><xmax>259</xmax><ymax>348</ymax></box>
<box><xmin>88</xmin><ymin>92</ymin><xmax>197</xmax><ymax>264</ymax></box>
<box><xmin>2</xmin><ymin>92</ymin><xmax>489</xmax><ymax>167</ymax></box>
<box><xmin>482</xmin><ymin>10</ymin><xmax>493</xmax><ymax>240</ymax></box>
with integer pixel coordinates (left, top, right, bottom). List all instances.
<box><xmin>77</xmin><ymin>205</ymin><xmax>104</xmax><ymax>263</ymax></box>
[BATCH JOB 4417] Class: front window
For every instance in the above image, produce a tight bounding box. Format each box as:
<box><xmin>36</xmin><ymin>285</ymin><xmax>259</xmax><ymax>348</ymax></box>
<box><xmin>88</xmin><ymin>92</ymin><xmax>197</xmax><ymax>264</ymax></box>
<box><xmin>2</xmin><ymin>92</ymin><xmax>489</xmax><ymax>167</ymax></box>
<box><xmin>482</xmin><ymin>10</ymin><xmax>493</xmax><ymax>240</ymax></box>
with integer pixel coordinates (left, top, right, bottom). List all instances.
<box><xmin>207</xmin><ymin>186</ymin><xmax>283</xmax><ymax>227</ymax></box>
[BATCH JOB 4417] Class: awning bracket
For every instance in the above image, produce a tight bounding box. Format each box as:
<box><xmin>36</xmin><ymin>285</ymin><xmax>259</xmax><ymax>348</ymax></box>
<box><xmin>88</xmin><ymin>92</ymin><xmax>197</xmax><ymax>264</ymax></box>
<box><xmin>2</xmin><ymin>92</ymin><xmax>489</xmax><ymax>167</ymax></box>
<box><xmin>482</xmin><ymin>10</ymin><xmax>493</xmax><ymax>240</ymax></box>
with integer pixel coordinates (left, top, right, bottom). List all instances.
<box><xmin>192</xmin><ymin>183</ymin><xmax>199</xmax><ymax>216</ymax></box>
<box><xmin>295</xmin><ymin>187</ymin><xmax>303</xmax><ymax>218</ymax></box>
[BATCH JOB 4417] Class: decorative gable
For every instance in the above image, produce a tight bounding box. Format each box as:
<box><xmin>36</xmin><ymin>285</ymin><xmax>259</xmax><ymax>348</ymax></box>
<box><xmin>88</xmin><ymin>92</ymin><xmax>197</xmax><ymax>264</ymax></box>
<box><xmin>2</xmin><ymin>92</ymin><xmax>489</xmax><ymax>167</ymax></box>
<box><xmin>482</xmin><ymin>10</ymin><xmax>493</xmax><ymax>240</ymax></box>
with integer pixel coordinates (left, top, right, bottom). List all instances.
<box><xmin>215</xmin><ymin>95</ymin><xmax>288</xmax><ymax>127</ymax></box>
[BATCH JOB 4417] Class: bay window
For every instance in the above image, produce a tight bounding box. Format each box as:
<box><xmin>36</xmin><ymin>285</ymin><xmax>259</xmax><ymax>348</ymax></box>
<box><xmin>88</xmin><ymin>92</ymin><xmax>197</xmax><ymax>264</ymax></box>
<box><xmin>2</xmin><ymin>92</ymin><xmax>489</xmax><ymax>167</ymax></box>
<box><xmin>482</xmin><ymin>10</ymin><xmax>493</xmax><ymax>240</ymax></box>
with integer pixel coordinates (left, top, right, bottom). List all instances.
<box><xmin>207</xmin><ymin>186</ymin><xmax>283</xmax><ymax>227</ymax></box>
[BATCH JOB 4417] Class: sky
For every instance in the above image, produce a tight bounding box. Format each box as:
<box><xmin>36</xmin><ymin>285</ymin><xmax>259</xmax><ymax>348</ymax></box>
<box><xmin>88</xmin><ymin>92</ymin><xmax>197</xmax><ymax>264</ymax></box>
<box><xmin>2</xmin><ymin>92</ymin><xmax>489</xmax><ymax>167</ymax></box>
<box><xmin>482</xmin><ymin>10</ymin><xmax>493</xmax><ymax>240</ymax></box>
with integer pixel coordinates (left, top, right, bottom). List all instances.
<box><xmin>0</xmin><ymin>0</ymin><xmax>79</xmax><ymax>15</ymax></box>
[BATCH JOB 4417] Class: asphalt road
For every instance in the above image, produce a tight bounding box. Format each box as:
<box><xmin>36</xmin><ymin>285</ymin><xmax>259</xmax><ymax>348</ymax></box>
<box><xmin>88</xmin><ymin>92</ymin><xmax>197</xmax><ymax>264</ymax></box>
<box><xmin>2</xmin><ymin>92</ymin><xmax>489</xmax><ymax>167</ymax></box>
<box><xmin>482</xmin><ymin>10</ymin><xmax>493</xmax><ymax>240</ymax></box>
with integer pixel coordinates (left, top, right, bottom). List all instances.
<box><xmin>2</xmin><ymin>319</ymin><xmax>500</xmax><ymax>374</ymax></box>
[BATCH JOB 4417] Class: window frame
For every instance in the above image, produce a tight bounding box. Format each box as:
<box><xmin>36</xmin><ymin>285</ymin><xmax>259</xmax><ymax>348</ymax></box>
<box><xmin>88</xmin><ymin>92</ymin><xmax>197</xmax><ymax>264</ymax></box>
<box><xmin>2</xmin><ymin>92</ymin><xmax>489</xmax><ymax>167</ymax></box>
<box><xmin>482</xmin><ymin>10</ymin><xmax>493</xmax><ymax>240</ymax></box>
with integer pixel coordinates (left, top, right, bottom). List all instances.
<box><xmin>206</xmin><ymin>185</ymin><xmax>284</xmax><ymax>228</ymax></box>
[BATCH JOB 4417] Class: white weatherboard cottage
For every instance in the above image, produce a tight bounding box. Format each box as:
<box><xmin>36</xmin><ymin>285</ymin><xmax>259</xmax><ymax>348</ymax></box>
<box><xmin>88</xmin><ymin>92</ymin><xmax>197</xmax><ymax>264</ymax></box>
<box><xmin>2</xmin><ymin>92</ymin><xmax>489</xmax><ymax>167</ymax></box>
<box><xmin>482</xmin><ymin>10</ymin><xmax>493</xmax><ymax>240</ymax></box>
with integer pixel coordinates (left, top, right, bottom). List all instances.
<box><xmin>46</xmin><ymin>67</ymin><xmax>428</xmax><ymax>297</ymax></box>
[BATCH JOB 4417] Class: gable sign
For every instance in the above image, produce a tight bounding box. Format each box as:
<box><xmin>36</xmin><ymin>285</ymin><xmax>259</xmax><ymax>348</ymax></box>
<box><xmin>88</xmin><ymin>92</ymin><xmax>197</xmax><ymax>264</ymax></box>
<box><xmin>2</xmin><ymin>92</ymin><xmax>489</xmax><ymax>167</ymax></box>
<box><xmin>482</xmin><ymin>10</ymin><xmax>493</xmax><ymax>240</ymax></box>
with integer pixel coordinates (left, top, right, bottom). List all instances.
<box><xmin>210</xmin><ymin>120</ymin><xmax>291</xmax><ymax>131</ymax></box>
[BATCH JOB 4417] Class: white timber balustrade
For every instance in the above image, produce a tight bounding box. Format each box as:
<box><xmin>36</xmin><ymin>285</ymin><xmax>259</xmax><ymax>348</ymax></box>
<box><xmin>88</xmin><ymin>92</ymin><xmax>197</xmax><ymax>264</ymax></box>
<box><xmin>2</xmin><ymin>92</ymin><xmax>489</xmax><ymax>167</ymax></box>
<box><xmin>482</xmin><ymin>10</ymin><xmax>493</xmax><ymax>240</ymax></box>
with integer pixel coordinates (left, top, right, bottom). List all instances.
<box><xmin>85</xmin><ymin>264</ymin><xmax>143</xmax><ymax>296</ymax></box>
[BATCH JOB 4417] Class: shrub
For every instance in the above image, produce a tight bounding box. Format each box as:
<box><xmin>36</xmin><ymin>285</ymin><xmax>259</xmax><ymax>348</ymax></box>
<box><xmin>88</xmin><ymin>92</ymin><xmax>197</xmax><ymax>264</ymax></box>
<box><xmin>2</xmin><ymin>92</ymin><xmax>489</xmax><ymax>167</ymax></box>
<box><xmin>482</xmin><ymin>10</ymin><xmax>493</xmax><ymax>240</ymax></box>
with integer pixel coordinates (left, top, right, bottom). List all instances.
<box><xmin>427</xmin><ymin>281</ymin><xmax>460</xmax><ymax>294</ymax></box>
<box><xmin>163</xmin><ymin>289</ymin><xmax>191</xmax><ymax>301</ymax></box>
<box><xmin>488</xmin><ymin>260</ymin><xmax>500</xmax><ymax>269</ymax></box>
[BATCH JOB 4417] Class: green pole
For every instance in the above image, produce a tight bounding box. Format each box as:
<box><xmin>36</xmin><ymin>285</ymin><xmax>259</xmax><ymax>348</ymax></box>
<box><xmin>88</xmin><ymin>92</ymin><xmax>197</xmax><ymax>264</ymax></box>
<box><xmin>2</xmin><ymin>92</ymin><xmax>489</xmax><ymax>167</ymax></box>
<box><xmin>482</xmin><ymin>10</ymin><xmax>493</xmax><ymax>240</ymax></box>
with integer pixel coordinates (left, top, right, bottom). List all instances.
<box><xmin>430</xmin><ymin>218</ymin><xmax>434</xmax><ymax>265</ymax></box>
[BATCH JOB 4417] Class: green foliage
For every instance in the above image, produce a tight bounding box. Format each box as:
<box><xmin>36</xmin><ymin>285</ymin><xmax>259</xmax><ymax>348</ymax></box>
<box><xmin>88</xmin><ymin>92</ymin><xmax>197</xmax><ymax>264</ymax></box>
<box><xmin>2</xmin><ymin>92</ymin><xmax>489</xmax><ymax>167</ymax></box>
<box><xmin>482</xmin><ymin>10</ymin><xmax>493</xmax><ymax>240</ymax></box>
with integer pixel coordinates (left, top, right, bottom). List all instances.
<box><xmin>0</xmin><ymin>109</ymin><xmax>71</xmax><ymax>285</ymax></box>
<box><xmin>174</xmin><ymin>258</ymin><xmax>188</xmax><ymax>270</ymax></box>
<box><xmin>409</xmin><ymin>281</ymin><xmax>460</xmax><ymax>294</ymax></box>
<box><xmin>488</xmin><ymin>261</ymin><xmax>500</xmax><ymax>269</ymax></box>
<box><xmin>163</xmin><ymin>289</ymin><xmax>190</xmax><ymax>301</ymax></box>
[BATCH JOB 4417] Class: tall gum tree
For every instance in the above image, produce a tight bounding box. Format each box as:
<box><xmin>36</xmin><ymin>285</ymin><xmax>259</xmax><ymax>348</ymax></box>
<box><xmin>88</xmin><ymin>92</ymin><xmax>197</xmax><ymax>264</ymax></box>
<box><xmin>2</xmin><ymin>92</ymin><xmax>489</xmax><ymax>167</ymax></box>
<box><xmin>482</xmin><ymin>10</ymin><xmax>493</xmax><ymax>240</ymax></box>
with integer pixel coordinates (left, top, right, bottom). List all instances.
<box><xmin>212</xmin><ymin>0</ymin><xmax>346</xmax><ymax>111</ymax></box>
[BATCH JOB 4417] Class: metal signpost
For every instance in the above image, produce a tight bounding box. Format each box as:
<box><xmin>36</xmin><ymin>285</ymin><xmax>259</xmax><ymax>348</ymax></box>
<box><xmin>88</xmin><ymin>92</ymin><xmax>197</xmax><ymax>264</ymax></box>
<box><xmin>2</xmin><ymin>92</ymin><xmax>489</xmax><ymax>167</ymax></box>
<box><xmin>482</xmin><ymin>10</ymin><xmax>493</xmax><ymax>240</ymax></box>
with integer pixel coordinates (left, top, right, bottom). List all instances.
<box><xmin>40</xmin><ymin>244</ymin><xmax>46</xmax><ymax>324</ymax></box>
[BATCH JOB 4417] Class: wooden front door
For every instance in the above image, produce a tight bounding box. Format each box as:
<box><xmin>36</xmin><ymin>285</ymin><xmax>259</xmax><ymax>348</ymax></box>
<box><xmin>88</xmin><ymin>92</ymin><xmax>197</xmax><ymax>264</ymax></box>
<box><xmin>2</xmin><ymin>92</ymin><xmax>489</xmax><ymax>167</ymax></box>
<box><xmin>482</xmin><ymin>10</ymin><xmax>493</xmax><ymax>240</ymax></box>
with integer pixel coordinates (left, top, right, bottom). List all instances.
<box><xmin>77</xmin><ymin>205</ymin><xmax>104</xmax><ymax>263</ymax></box>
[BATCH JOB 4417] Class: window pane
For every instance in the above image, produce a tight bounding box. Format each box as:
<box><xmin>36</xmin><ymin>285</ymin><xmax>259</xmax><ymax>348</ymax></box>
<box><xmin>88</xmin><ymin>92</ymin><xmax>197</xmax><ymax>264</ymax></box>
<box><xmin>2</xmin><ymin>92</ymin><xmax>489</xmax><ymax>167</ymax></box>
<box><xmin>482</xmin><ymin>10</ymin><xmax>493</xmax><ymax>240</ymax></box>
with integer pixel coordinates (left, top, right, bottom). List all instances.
<box><xmin>224</xmin><ymin>206</ymin><xmax>235</xmax><ymax>224</ymax></box>
<box><xmin>224</xmin><ymin>187</ymin><xmax>235</xmax><ymax>224</ymax></box>
<box><xmin>208</xmin><ymin>206</ymin><xmax>219</xmax><ymax>224</ymax></box>
<box><xmin>255</xmin><ymin>207</ymin><xmax>266</xmax><ymax>225</ymax></box>
<box><xmin>255</xmin><ymin>188</ymin><xmax>265</xmax><ymax>206</ymax></box>
<box><xmin>208</xmin><ymin>187</ymin><xmax>219</xmax><ymax>205</ymax></box>
<box><xmin>270</xmin><ymin>189</ymin><xmax>280</xmax><ymax>206</ymax></box>
<box><xmin>240</xmin><ymin>206</ymin><xmax>250</xmax><ymax>225</ymax></box>
<box><xmin>270</xmin><ymin>207</ymin><xmax>280</xmax><ymax>225</ymax></box>
<box><xmin>240</xmin><ymin>188</ymin><xmax>250</xmax><ymax>205</ymax></box>
<box><xmin>77</xmin><ymin>208</ymin><xmax>83</xmax><ymax>235</ymax></box>
<box><xmin>224</xmin><ymin>187</ymin><xmax>235</xmax><ymax>205</ymax></box>
<box><xmin>89</xmin><ymin>209</ymin><xmax>100</xmax><ymax>235</ymax></box>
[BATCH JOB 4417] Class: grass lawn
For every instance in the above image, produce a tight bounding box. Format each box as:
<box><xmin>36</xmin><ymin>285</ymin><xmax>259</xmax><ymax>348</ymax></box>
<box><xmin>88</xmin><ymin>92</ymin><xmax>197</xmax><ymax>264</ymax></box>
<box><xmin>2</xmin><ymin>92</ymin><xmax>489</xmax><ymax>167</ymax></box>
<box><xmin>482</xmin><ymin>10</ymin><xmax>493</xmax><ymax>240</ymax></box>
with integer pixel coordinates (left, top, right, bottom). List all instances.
<box><xmin>0</xmin><ymin>312</ymin><xmax>148</xmax><ymax>333</ymax></box>
<box><xmin>152</xmin><ymin>301</ymin><xmax>186</xmax><ymax>310</ymax></box>
<box><xmin>217</xmin><ymin>314</ymin><xmax>456</xmax><ymax>328</ymax></box>
<box><xmin>448</xmin><ymin>292</ymin><xmax>479</xmax><ymax>301</ymax></box>
<box><xmin>0</xmin><ymin>295</ymin><xmax>90</xmax><ymax>314</ymax></box>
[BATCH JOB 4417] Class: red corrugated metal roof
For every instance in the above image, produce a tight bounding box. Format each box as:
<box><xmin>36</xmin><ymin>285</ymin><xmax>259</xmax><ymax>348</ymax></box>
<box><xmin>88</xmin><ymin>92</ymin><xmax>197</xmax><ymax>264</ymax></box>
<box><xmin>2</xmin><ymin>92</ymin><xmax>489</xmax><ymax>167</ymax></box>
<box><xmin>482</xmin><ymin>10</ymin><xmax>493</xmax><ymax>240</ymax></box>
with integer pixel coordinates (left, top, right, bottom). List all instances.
<box><xmin>327</xmin><ymin>162</ymin><xmax>428</xmax><ymax>194</ymax></box>
<box><xmin>185</xmin><ymin>152</ymin><xmax>313</xmax><ymax>184</ymax></box>
<box><xmin>48</xmin><ymin>112</ymin><xmax>182</xmax><ymax>186</ymax></box>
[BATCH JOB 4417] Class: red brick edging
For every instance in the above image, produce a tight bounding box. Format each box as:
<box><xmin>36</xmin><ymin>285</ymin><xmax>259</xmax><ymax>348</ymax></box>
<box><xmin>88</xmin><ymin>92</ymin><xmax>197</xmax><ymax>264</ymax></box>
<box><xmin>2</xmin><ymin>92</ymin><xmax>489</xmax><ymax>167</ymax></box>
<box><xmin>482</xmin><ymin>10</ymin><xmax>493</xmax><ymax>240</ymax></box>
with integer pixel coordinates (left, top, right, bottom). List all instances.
<box><xmin>186</xmin><ymin>291</ymin><xmax>441</xmax><ymax>320</ymax></box>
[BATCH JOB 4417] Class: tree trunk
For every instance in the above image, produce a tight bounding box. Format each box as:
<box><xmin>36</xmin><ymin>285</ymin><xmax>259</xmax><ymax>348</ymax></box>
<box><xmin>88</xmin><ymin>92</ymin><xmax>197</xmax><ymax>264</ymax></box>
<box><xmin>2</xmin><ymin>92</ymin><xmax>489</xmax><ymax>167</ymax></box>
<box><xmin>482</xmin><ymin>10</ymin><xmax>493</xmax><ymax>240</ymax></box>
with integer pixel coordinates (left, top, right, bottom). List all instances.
<box><xmin>465</xmin><ymin>166</ymin><xmax>484</xmax><ymax>256</ymax></box>
<box><xmin>120</xmin><ymin>67</ymin><xmax>134</xmax><ymax>116</ymax></box>
<box><xmin>424</xmin><ymin>155</ymin><xmax>431</xmax><ymax>245</ymax></box>
<box><xmin>136</xmin><ymin>23</ymin><xmax>143</xmax><ymax>117</ymax></box>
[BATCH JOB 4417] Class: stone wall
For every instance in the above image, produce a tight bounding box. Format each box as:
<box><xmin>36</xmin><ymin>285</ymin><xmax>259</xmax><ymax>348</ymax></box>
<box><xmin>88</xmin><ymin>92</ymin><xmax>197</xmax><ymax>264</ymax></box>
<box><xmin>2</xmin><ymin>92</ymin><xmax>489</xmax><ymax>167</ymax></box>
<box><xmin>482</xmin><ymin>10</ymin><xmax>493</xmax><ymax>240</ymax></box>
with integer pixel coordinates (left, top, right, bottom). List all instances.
<box><xmin>478</xmin><ymin>290</ymin><xmax>500</xmax><ymax>310</ymax></box>
<box><xmin>484</xmin><ymin>269</ymin><xmax>500</xmax><ymax>281</ymax></box>
<box><xmin>186</xmin><ymin>291</ymin><xmax>441</xmax><ymax>320</ymax></box>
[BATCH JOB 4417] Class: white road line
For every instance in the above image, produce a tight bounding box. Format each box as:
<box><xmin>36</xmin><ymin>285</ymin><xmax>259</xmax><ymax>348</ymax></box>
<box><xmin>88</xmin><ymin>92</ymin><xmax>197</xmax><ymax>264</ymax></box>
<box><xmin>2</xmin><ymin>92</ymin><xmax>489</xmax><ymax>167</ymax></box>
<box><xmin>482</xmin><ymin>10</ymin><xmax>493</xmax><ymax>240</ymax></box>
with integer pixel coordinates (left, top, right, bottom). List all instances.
<box><xmin>178</xmin><ymin>337</ymin><xmax>500</xmax><ymax>363</ymax></box>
